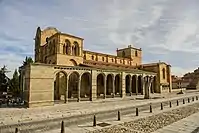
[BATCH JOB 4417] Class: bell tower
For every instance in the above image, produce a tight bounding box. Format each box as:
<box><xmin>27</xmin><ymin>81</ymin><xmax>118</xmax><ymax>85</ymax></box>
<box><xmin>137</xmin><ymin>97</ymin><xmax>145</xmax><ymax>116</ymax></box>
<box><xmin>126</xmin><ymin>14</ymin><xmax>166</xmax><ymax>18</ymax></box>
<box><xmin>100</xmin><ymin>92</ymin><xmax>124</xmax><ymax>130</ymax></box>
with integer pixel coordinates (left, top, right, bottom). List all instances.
<box><xmin>34</xmin><ymin>27</ymin><xmax>41</xmax><ymax>62</ymax></box>
<box><xmin>117</xmin><ymin>45</ymin><xmax>142</xmax><ymax>66</ymax></box>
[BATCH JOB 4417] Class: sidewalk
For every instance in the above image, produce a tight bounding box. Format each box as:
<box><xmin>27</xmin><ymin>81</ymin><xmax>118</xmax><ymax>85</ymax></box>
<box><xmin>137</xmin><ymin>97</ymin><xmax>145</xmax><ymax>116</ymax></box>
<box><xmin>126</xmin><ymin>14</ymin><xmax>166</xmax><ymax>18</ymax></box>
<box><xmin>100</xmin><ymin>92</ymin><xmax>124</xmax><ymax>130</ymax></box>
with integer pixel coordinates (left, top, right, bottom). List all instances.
<box><xmin>0</xmin><ymin>91</ymin><xmax>198</xmax><ymax>126</ymax></box>
<box><xmin>153</xmin><ymin>112</ymin><xmax>199</xmax><ymax>133</ymax></box>
<box><xmin>41</xmin><ymin>93</ymin><xmax>199</xmax><ymax>133</ymax></box>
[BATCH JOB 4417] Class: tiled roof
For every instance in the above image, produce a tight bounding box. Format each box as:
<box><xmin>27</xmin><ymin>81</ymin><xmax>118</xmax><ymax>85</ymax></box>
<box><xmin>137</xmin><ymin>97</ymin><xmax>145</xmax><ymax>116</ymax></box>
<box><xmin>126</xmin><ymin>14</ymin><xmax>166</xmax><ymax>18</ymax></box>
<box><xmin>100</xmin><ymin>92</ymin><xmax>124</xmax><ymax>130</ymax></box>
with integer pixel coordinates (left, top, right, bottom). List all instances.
<box><xmin>81</xmin><ymin>62</ymin><xmax>156</xmax><ymax>74</ymax></box>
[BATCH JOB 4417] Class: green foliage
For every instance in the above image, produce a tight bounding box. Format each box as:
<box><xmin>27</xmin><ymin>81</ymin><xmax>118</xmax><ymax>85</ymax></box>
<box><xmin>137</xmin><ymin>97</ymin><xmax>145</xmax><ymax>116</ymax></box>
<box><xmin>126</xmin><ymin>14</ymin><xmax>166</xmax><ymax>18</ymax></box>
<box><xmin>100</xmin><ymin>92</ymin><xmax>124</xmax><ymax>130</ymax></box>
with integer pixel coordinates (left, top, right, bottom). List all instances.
<box><xmin>0</xmin><ymin>65</ymin><xmax>10</xmax><ymax>92</ymax></box>
<box><xmin>23</xmin><ymin>56</ymin><xmax>33</xmax><ymax>66</ymax></box>
<box><xmin>9</xmin><ymin>69</ymin><xmax>20</xmax><ymax>96</ymax></box>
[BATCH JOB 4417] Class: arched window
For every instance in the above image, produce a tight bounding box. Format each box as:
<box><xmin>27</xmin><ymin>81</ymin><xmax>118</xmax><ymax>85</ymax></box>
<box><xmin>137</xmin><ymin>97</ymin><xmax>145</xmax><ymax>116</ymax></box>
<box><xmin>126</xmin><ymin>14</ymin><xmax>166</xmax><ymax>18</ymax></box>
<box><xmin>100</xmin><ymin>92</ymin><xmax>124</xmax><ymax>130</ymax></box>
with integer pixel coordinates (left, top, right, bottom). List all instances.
<box><xmin>162</xmin><ymin>68</ymin><xmax>166</xmax><ymax>79</ymax></box>
<box><xmin>83</xmin><ymin>55</ymin><xmax>86</xmax><ymax>59</ymax></box>
<box><xmin>135</xmin><ymin>50</ymin><xmax>138</xmax><ymax>57</ymax></box>
<box><xmin>63</xmin><ymin>44</ymin><xmax>66</xmax><ymax>54</ymax></box>
<box><xmin>73</xmin><ymin>41</ymin><xmax>79</xmax><ymax>56</ymax></box>
<box><xmin>65</xmin><ymin>40</ymin><xmax>71</xmax><ymax>55</ymax></box>
<box><xmin>91</xmin><ymin>55</ymin><xmax>94</xmax><ymax>60</ymax></box>
<box><xmin>46</xmin><ymin>37</ymin><xmax>49</xmax><ymax>43</ymax></box>
<box><xmin>102</xmin><ymin>57</ymin><xmax>104</xmax><ymax>61</ymax></box>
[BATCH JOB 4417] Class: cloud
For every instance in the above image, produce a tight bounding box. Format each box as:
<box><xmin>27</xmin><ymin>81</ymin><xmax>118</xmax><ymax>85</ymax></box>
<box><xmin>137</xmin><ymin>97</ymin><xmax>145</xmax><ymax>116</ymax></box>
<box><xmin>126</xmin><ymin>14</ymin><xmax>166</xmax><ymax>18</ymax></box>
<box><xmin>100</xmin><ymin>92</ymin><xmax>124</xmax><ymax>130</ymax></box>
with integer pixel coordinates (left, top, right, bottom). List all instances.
<box><xmin>0</xmin><ymin>0</ymin><xmax>199</xmax><ymax>77</ymax></box>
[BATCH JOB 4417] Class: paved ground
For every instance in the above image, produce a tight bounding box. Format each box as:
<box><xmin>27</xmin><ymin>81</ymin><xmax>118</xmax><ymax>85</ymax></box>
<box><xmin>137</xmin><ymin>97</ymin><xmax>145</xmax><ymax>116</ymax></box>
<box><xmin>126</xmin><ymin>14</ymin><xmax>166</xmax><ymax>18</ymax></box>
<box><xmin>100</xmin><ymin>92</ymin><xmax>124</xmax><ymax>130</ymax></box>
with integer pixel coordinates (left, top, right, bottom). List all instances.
<box><xmin>153</xmin><ymin>112</ymin><xmax>199</xmax><ymax>133</ymax></box>
<box><xmin>0</xmin><ymin>90</ymin><xmax>198</xmax><ymax>127</ymax></box>
<box><xmin>40</xmin><ymin>92</ymin><xmax>199</xmax><ymax>133</ymax></box>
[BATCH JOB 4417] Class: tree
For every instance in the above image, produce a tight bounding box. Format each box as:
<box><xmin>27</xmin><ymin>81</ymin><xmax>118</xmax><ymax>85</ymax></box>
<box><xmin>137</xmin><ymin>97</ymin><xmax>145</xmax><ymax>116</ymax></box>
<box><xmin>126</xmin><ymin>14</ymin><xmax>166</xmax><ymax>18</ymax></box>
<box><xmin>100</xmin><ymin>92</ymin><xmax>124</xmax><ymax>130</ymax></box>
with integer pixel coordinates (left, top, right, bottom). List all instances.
<box><xmin>23</xmin><ymin>56</ymin><xmax>33</xmax><ymax>66</ymax></box>
<box><xmin>9</xmin><ymin>69</ymin><xmax>20</xmax><ymax>96</ymax></box>
<box><xmin>0</xmin><ymin>65</ymin><xmax>10</xmax><ymax>92</ymax></box>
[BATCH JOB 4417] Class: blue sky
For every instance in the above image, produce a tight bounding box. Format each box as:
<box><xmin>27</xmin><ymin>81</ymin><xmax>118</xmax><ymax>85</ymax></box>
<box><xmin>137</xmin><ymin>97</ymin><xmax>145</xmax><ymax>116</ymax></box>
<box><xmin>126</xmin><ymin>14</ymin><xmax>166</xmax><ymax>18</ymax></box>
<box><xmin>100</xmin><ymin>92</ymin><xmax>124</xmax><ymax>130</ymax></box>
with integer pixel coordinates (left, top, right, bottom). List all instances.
<box><xmin>0</xmin><ymin>0</ymin><xmax>199</xmax><ymax>77</ymax></box>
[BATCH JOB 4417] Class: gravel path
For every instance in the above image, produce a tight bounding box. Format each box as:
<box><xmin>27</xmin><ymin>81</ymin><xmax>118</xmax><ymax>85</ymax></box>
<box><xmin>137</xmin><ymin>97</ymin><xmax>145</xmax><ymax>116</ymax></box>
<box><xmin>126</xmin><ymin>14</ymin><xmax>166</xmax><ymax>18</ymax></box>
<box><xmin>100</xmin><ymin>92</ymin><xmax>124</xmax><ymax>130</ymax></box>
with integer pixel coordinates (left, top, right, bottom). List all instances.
<box><xmin>88</xmin><ymin>102</ymin><xmax>199</xmax><ymax>133</ymax></box>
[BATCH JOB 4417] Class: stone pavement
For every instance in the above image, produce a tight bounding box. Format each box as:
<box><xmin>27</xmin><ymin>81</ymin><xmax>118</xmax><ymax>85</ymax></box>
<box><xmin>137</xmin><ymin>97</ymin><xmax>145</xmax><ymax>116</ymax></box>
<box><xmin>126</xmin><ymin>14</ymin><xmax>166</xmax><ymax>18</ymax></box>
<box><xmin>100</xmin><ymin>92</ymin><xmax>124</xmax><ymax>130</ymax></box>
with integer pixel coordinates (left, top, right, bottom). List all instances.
<box><xmin>153</xmin><ymin>112</ymin><xmax>199</xmax><ymax>133</ymax></box>
<box><xmin>0</xmin><ymin>90</ymin><xmax>198</xmax><ymax>126</ymax></box>
<box><xmin>41</xmin><ymin>92</ymin><xmax>199</xmax><ymax>133</ymax></box>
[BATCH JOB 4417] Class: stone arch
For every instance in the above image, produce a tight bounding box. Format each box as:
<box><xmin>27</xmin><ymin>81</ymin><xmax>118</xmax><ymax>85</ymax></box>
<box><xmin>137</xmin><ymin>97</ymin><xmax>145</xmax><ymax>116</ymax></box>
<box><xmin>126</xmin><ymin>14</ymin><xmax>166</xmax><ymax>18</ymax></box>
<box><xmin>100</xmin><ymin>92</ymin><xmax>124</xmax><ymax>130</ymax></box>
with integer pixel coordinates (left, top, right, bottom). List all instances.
<box><xmin>65</xmin><ymin>40</ymin><xmax>71</xmax><ymax>55</ymax></box>
<box><xmin>125</xmin><ymin>75</ymin><xmax>131</xmax><ymax>94</ymax></box>
<box><xmin>115</xmin><ymin>74</ymin><xmax>121</xmax><ymax>96</ymax></box>
<box><xmin>132</xmin><ymin>75</ymin><xmax>137</xmax><ymax>93</ymax></box>
<box><xmin>73</xmin><ymin>41</ymin><xmax>79</xmax><ymax>56</ymax></box>
<box><xmin>138</xmin><ymin>75</ymin><xmax>142</xmax><ymax>94</ymax></box>
<box><xmin>69</xmin><ymin>59</ymin><xmax>78</xmax><ymax>66</ymax></box>
<box><xmin>97</xmin><ymin>73</ymin><xmax>105</xmax><ymax>98</ymax></box>
<box><xmin>106</xmin><ymin>74</ymin><xmax>114</xmax><ymax>97</ymax></box>
<box><xmin>54</xmin><ymin>71</ymin><xmax>67</xmax><ymax>102</ymax></box>
<box><xmin>53</xmin><ymin>70</ymin><xmax>67</xmax><ymax>79</ymax></box>
<box><xmin>68</xmin><ymin>71</ymin><xmax>80</xmax><ymax>101</ymax></box>
<box><xmin>81</xmin><ymin>72</ymin><xmax>91</xmax><ymax>101</ymax></box>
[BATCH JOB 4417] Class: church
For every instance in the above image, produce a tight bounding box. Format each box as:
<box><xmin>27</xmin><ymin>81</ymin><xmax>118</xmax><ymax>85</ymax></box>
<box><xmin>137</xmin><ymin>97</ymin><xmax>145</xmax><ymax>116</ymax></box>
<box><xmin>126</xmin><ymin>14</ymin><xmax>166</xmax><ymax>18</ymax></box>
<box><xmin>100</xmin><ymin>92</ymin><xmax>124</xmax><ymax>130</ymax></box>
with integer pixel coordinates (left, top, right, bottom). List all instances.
<box><xmin>19</xmin><ymin>27</ymin><xmax>172</xmax><ymax>108</ymax></box>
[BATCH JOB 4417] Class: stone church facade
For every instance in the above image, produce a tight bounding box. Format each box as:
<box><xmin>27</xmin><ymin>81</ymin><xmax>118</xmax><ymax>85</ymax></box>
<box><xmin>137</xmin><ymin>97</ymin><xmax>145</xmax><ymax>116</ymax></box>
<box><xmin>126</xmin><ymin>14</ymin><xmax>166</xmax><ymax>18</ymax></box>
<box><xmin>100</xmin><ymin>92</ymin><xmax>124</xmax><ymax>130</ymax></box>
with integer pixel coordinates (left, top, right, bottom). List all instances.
<box><xmin>20</xmin><ymin>27</ymin><xmax>172</xmax><ymax>108</ymax></box>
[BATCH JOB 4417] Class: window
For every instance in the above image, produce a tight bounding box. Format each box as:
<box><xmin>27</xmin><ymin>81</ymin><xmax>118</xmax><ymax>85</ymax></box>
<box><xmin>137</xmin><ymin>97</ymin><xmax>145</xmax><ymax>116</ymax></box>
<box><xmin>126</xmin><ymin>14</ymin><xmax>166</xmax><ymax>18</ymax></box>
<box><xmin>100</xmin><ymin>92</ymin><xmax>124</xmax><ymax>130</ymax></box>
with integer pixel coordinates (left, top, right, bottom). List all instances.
<box><xmin>83</xmin><ymin>55</ymin><xmax>86</xmax><ymax>59</ymax></box>
<box><xmin>112</xmin><ymin>58</ymin><xmax>114</xmax><ymax>62</ymax></box>
<box><xmin>162</xmin><ymin>68</ymin><xmax>166</xmax><ymax>79</ymax></box>
<box><xmin>120</xmin><ymin>60</ymin><xmax>122</xmax><ymax>63</ymax></box>
<box><xmin>46</xmin><ymin>37</ymin><xmax>49</xmax><ymax>43</ymax></box>
<box><xmin>65</xmin><ymin>40</ymin><xmax>71</xmax><ymax>55</ymax></box>
<box><xmin>73</xmin><ymin>41</ymin><xmax>79</xmax><ymax>56</ymax></box>
<box><xmin>63</xmin><ymin>44</ymin><xmax>66</xmax><ymax>54</ymax></box>
<box><xmin>91</xmin><ymin>55</ymin><xmax>94</xmax><ymax>60</ymax></box>
<box><xmin>135</xmin><ymin>50</ymin><xmax>138</xmax><ymax>57</ymax></box>
<box><xmin>102</xmin><ymin>57</ymin><xmax>104</xmax><ymax>61</ymax></box>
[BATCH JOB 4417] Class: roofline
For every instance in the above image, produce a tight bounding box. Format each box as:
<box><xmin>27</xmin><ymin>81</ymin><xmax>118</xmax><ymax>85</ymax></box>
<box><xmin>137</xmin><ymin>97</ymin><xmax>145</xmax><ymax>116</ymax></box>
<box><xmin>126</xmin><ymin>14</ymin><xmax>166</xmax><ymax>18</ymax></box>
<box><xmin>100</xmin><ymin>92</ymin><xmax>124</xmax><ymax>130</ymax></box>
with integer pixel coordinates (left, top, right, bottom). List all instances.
<box><xmin>117</xmin><ymin>46</ymin><xmax>142</xmax><ymax>51</ymax></box>
<box><xmin>83</xmin><ymin>50</ymin><xmax>131</xmax><ymax>60</ymax></box>
<box><xmin>59</xmin><ymin>32</ymin><xmax>84</xmax><ymax>40</ymax></box>
<box><xmin>140</xmin><ymin>62</ymin><xmax>171</xmax><ymax>67</ymax></box>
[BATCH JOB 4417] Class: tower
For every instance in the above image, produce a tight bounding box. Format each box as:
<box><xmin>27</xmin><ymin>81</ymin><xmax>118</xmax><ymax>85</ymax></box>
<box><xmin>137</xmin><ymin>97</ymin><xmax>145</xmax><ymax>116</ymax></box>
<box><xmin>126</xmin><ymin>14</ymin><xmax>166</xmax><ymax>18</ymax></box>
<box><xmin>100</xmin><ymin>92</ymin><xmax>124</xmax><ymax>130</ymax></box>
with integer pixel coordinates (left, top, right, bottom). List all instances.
<box><xmin>117</xmin><ymin>45</ymin><xmax>142</xmax><ymax>66</ymax></box>
<box><xmin>34</xmin><ymin>27</ymin><xmax>41</xmax><ymax>62</ymax></box>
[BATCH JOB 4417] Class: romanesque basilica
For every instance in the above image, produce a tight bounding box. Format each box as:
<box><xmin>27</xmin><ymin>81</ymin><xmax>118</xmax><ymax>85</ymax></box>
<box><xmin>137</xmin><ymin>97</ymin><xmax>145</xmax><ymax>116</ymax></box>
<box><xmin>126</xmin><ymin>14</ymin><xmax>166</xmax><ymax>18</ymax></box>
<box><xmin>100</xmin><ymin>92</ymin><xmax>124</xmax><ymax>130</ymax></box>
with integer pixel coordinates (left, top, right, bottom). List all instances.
<box><xmin>20</xmin><ymin>27</ymin><xmax>172</xmax><ymax>108</ymax></box>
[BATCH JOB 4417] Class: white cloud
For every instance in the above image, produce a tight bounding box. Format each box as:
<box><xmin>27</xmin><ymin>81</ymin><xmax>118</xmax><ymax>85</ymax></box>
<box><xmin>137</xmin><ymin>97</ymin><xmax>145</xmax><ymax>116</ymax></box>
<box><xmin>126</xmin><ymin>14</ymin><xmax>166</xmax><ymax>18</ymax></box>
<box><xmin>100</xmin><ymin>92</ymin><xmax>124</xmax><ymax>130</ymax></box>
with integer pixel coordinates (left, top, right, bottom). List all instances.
<box><xmin>1</xmin><ymin>0</ymin><xmax>199</xmax><ymax>77</ymax></box>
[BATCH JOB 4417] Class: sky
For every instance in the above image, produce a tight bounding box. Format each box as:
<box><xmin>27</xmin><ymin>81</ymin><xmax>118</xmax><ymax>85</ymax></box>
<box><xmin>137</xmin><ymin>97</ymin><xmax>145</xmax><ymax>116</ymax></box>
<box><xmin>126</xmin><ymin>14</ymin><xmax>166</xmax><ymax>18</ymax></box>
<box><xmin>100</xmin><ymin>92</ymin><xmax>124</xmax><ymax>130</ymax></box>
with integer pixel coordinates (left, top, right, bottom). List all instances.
<box><xmin>0</xmin><ymin>0</ymin><xmax>199</xmax><ymax>77</ymax></box>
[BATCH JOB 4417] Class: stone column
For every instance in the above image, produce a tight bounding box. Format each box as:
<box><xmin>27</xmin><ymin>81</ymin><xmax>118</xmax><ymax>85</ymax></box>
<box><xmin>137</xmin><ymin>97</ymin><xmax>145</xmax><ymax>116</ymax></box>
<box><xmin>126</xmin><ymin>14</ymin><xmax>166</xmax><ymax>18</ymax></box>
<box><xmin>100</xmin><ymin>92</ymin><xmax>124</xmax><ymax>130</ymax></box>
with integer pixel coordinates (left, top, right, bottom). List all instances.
<box><xmin>121</xmin><ymin>72</ymin><xmax>126</xmax><ymax>98</ymax></box>
<box><xmin>135</xmin><ymin>76</ymin><xmax>138</xmax><ymax>95</ymax></box>
<box><xmin>104</xmin><ymin>75</ymin><xmax>107</xmax><ymax>99</ymax></box>
<box><xmin>129</xmin><ymin>76</ymin><xmax>132</xmax><ymax>96</ymax></box>
<box><xmin>77</xmin><ymin>77</ymin><xmax>81</xmax><ymax>102</ymax></box>
<box><xmin>141</xmin><ymin>76</ymin><xmax>145</xmax><ymax>95</ymax></box>
<box><xmin>112</xmin><ymin>75</ymin><xmax>115</xmax><ymax>98</ymax></box>
<box><xmin>64</xmin><ymin>77</ymin><xmax>69</xmax><ymax>103</ymax></box>
<box><xmin>91</xmin><ymin>70</ymin><xmax>97</xmax><ymax>101</ymax></box>
<box><xmin>144</xmin><ymin>77</ymin><xmax>149</xmax><ymax>99</ymax></box>
<box><xmin>55</xmin><ymin>73</ymin><xmax>60</xmax><ymax>100</ymax></box>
